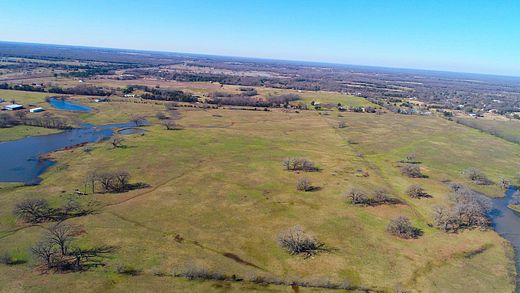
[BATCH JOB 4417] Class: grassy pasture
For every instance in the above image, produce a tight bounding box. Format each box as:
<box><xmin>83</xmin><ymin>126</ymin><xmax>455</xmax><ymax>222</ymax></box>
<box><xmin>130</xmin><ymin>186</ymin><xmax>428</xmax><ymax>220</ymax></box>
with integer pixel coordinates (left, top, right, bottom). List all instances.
<box><xmin>457</xmin><ymin>116</ymin><xmax>520</xmax><ymax>145</ymax></box>
<box><xmin>0</xmin><ymin>89</ymin><xmax>517</xmax><ymax>292</ymax></box>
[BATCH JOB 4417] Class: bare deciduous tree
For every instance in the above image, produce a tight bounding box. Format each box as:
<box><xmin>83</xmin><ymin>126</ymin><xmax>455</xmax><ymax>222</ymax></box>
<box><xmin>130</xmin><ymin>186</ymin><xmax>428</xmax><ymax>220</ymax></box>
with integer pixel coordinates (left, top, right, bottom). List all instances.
<box><xmin>162</xmin><ymin>119</ymin><xmax>179</xmax><ymax>130</ymax></box>
<box><xmin>131</xmin><ymin>115</ymin><xmax>147</xmax><ymax>127</ymax></box>
<box><xmin>400</xmin><ymin>164</ymin><xmax>424</xmax><ymax>178</ymax></box>
<box><xmin>406</xmin><ymin>185</ymin><xmax>429</xmax><ymax>198</ymax></box>
<box><xmin>13</xmin><ymin>198</ymin><xmax>51</xmax><ymax>223</ymax></box>
<box><xmin>346</xmin><ymin>188</ymin><xmax>369</xmax><ymax>205</ymax></box>
<box><xmin>277</xmin><ymin>226</ymin><xmax>324</xmax><ymax>257</ymax></box>
<box><xmin>386</xmin><ymin>217</ymin><xmax>422</xmax><ymax>239</ymax></box>
<box><xmin>47</xmin><ymin>223</ymin><xmax>78</xmax><ymax>255</ymax></box>
<box><xmin>155</xmin><ymin>111</ymin><xmax>168</xmax><ymax>120</ymax></box>
<box><xmin>31</xmin><ymin>239</ymin><xmax>56</xmax><ymax>269</ymax></box>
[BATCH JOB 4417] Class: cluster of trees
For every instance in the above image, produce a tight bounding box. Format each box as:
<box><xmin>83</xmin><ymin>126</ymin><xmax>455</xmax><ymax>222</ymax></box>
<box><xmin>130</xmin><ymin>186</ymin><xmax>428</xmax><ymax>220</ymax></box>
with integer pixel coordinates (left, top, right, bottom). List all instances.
<box><xmin>238</xmin><ymin>87</ymin><xmax>258</xmax><ymax>96</ymax></box>
<box><xmin>13</xmin><ymin>198</ymin><xmax>92</xmax><ymax>224</ymax></box>
<box><xmin>346</xmin><ymin>188</ymin><xmax>401</xmax><ymax>206</ymax></box>
<box><xmin>207</xmin><ymin>94</ymin><xmax>300</xmax><ymax>108</ymax></box>
<box><xmin>127</xmin><ymin>85</ymin><xmax>196</xmax><ymax>102</ymax></box>
<box><xmin>283</xmin><ymin>157</ymin><xmax>318</xmax><ymax>172</ymax></box>
<box><xmin>31</xmin><ymin>223</ymin><xmax>112</xmax><ymax>272</ymax></box>
<box><xmin>0</xmin><ymin>112</ymin><xmax>69</xmax><ymax>129</ymax></box>
<box><xmin>0</xmin><ymin>82</ymin><xmax>45</xmax><ymax>92</ymax></box>
<box><xmin>433</xmin><ymin>184</ymin><xmax>492</xmax><ymax>232</ymax></box>
<box><xmin>277</xmin><ymin>226</ymin><xmax>325</xmax><ymax>258</ymax></box>
<box><xmin>47</xmin><ymin>85</ymin><xmax>110</xmax><ymax>96</ymax></box>
<box><xmin>84</xmin><ymin>170</ymin><xmax>136</xmax><ymax>193</ymax></box>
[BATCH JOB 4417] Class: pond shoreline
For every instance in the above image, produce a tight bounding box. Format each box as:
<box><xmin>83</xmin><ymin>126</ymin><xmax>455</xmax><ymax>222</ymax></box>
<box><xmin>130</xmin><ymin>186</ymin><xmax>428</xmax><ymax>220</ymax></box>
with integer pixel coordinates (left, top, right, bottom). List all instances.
<box><xmin>490</xmin><ymin>187</ymin><xmax>520</xmax><ymax>291</ymax></box>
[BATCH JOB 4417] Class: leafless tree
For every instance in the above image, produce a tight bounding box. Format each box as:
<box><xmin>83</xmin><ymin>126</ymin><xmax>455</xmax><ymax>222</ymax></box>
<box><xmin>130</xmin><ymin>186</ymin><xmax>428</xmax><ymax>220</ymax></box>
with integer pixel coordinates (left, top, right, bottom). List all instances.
<box><xmin>31</xmin><ymin>239</ymin><xmax>56</xmax><ymax>269</ymax></box>
<box><xmin>155</xmin><ymin>111</ymin><xmax>168</xmax><ymax>120</ymax></box>
<box><xmin>13</xmin><ymin>198</ymin><xmax>51</xmax><ymax>223</ymax></box>
<box><xmin>406</xmin><ymin>185</ymin><xmax>429</xmax><ymax>198</ymax></box>
<box><xmin>277</xmin><ymin>226</ymin><xmax>324</xmax><ymax>257</ymax></box>
<box><xmin>47</xmin><ymin>223</ymin><xmax>78</xmax><ymax>255</ymax></box>
<box><xmin>386</xmin><ymin>217</ymin><xmax>421</xmax><ymax>239</ymax></box>
<box><xmin>400</xmin><ymin>164</ymin><xmax>424</xmax><ymax>178</ymax></box>
<box><xmin>162</xmin><ymin>119</ymin><xmax>179</xmax><ymax>130</ymax></box>
<box><xmin>114</xmin><ymin>171</ymin><xmax>130</xmax><ymax>190</ymax></box>
<box><xmin>131</xmin><ymin>115</ymin><xmax>147</xmax><ymax>126</ymax></box>
<box><xmin>346</xmin><ymin>188</ymin><xmax>369</xmax><ymax>205</ymax></box>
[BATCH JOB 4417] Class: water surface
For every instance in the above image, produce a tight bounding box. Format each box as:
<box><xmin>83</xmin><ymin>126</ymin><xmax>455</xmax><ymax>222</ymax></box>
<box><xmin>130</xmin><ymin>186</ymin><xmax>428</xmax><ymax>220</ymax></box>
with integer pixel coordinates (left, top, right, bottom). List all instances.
<box><xmin>0</xmin><ymin>123</ymin><xmax>133</xmax><ymax>184</ymax></box>
<box><xmin>491</xmin><ymin>187</ymin><xmax>520</xmax><ymax>291</ymax></box>
<box><xmin>48</xmin><ymin>98</ymin><xmax>93</xmax><ymax>112</ymax></box>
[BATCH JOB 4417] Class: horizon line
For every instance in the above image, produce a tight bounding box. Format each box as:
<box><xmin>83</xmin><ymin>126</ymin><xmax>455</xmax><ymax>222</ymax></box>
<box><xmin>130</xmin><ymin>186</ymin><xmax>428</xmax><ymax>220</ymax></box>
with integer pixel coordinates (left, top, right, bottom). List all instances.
<box><xmin>1</xmin><ymin>39</ymin><xmax>520</xmax><ymax>80</ymax></box>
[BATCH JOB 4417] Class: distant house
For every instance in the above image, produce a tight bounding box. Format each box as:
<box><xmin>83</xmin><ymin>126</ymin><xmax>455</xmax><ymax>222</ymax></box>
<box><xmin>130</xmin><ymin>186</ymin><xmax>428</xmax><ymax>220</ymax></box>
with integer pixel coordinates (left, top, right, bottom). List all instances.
<box><xmin>29</xmin><ymin>107</ymin><xmax>45</xmax><ymax>113</ymax></box>
<box><xmin>4</xmin><ymin>104</ymin><xmax>23</xmax><ymax>111</ymax></box>
<box><xmin>124</xmin><ymin>94</ymin><xmax>135</xmax><ymax>98</ymax></box>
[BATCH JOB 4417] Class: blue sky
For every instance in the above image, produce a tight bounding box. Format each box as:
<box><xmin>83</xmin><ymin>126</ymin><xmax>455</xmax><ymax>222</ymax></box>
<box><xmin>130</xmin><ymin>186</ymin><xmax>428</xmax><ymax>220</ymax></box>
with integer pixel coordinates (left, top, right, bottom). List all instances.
<box><xmin>1</xmin><ymin>0</ymin><xmax>519</xmax><ymax>76</ymax></box>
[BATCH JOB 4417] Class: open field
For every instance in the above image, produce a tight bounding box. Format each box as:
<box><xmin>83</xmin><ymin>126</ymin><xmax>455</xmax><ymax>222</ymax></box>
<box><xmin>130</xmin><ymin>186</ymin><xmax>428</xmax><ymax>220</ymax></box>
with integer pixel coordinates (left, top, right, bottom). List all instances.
<box><xmin>0</xmin><ymin>88</ymin><xmax>517</xmax><ymax>292</ymax></box>
<box><xmin>455</xmin><ymin>116</ymin><xmax>520</xmax><ymax>145</ymax></box>
<box><xmin>0</xmin><ymin>125</ymin><xmax>60</xmax><ymax>142</ymax></box>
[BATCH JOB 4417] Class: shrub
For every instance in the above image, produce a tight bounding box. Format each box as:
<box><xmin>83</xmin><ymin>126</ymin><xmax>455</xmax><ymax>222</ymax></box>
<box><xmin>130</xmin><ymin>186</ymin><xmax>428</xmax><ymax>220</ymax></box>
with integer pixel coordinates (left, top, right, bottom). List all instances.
<box><xmin>386</xmin><ymin>217</ymin><xmax>422</xmax><ymax>239</ymax></box>
<box><xmin>346</xmin><ymin>188</ymin><xmax>369</xmax><ymax>205</ymax></box>
<box><xmin>400</xmin><ymin>164</ymin><xmax>424</xmax><ymax>178</ymax></box>
<box><xmin>0</xmin><ymin>252</ymin><xmax>22</xmax><ymax>265</ymax></box>
<box><xmin>406</xmin><ymin>185</ymin><xmax>429</xmax><ymax>198</ymax></box>
<box><xmin>116</xmin><ymin>264</ymin><xmax>142</xmax><ymax>275</ymax></box>
<box><xmin>177</xmin><ymin>265</ymin><xmax>228</xmax><ymax>280</ymax></box>
<box><xmin>277</xmin><ymin>226</ymin><xmax>324</xmax><ymax>257</ymax></box>
<box><xmin>296</xmin><ymin>177</ymin><xmax>312</xmax><ymax>192</ymax></box>
<box><xmin>338</xmin><ymin>121</ymin><xmax>347</xmax><ymax>128</ymax></box>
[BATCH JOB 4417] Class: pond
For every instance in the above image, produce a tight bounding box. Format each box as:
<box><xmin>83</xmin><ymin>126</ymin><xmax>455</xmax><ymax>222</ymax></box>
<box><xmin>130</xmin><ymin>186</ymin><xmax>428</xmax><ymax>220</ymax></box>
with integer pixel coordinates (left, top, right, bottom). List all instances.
<box><xmin>48</xmin><ymin>98</ymin><xmax>93</xmax><ymax>112</ymax></box>
<box><xmin>490</xmin><ymin>187</ymin><xmax>520</xmax><ymax>291</ymax></box>
<box><xmin>0</xmin><ymin>122</ymin><xmax>134</xmax><ymax>184</ymax></box>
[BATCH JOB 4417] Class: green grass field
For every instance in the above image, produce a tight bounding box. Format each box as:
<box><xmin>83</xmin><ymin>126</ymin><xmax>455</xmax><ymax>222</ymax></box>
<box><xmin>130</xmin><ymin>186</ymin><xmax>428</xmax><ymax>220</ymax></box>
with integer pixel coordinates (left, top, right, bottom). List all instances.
<box><xmin>0</xmin><ymin>88</ymin><xmax>517</xmax><ymax>292</ymax></box>
<box><xmin>457</xmin><ymin>117</ymin><xmax>520</xmax><ymax>144</ymax></box>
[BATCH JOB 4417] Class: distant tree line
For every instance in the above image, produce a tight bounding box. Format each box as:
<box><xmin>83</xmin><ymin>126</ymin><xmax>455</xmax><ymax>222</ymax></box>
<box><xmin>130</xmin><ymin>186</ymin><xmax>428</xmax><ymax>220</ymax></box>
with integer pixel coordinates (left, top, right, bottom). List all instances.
<box><xmin>0</xmin><ymin>112</ymin><xmax>69</xmax><ymax>129</ymax></box>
